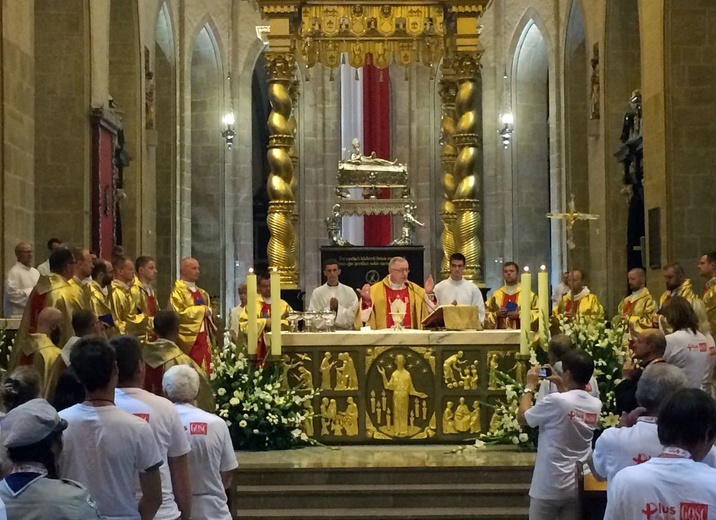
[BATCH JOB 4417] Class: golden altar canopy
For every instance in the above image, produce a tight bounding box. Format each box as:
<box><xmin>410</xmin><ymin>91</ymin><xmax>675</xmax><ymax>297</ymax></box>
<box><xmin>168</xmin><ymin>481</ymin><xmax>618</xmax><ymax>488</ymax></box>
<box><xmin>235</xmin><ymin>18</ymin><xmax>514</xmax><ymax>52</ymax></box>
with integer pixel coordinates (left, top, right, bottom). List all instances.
<box><xmin>249</xmin><ymin>0</ymin><xmax>491</xmax><ymax>286</ymax></box>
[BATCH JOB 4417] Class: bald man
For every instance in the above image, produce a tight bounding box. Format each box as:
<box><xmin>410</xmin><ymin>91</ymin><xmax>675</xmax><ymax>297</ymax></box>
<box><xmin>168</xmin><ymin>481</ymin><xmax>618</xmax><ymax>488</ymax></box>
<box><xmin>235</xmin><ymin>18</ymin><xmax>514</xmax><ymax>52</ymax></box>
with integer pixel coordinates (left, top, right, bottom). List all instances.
<box><xmin>168</xmin><ymin>258</ymin><xmax>214</xmax><ymax>372</ymax></box>
<box><xmin>4</xmin><ymin>242</ymin><xmax>40</xmax><ymax>317</ymax></box>
<box><xmin>9</xmin><ymin>307</ymin><xmax>63</xmax><ymax>397</ymax></box>
<box><xmin>614</xmin><ymin>268</ymin><xmax>657</xmax><ymax>336</ymax></box>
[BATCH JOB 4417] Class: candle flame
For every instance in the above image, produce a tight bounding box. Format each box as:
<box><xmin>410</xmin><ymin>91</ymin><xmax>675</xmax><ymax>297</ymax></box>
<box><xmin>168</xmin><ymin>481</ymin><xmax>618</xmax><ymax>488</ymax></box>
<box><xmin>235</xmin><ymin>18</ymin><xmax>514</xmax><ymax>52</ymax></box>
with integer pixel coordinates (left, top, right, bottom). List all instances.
<box><xmin>524</xmin><ymin>266</ymin><xmax>530</xmax><ymax>272</ymax></box>
<box><xmin>272</xmin><ymin>267</ymin><xmax>278</xmax><ymax>273</ymax></box>
<box><xmin>248</xmin><ymin>267</ymin><xmax>254</xmax><ymax>274</ymax></box>
<box><xmin>540</xmin><ymin>265</ymin><xmax>547</xmax><ymax>271</ymax></box>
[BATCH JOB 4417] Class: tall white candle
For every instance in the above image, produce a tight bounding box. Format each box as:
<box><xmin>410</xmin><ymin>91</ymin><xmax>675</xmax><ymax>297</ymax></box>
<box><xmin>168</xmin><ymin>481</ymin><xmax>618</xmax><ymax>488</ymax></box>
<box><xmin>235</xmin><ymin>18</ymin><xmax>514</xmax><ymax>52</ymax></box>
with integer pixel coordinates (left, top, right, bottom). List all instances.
<box><xmin>246</xmin><ymin>269</ymin><xmax>258</xmax><ymax>355</ymax></box>
<box><xmin>538</xmin><ymin>265</ymin><xmax>549</xmax><ymax>345</ymax></box>
<box><xmin>519</xmin><ymin>267</ymin><xmax>531</xmax><ymax>356</ymax></box>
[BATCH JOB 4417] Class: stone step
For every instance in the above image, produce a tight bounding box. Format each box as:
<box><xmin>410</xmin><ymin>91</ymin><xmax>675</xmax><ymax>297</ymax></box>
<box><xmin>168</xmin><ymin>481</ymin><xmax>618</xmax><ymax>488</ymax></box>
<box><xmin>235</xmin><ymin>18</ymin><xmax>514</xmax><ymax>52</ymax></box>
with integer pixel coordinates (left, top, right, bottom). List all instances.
<box><xmin>234</xmin><ymin>506</ymin><xmax>529</xmax><ymax>520</ymax></box>
<box><xmin>237</xmin><ymin>482</ymin><xmax>531</xmax><ymax>510</ymax></box>
<box><xmin>236</xmin><ymin>466</ymin><xmax>534</xmax><ymax>486</ymax></box>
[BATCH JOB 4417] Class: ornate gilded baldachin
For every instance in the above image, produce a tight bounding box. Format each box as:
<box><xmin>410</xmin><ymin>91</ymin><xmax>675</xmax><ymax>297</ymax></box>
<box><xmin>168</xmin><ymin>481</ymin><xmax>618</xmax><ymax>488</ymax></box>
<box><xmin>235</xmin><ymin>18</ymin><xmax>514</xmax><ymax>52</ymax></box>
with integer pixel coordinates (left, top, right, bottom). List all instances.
<box><xmin>439</xmin><ymin>70</ymin><xmax>458</xmax><ymax>278</ymax></box>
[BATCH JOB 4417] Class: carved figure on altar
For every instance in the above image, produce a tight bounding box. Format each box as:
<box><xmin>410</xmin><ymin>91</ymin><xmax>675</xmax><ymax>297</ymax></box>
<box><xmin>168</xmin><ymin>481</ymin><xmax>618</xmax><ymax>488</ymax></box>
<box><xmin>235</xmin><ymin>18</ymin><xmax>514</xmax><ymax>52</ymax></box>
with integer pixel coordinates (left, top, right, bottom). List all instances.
<box><xmin>335</xmin><ymin>360</ymin><xmax>347</xmax><ymax>391</ymax></box>
<box><xmin>239</xmin><ymin>271</ymin><xmax>292</xmax><ymax>363</ymax></box>
<box><xmin>454</xmin><ymin>397</ymin><xmax>471</xmax><ymax>432</ymax></box>
<box><xmin>377</xmin><ymin>354</ymin><xmax>427</xmax><ymax>436</ymax></box>
<box><xmin>168</xmin><ymin>258</ymin><xmax>216</xmax><ymax>372</ymax></box>
<box><xmin>442</xmin><ymin>401</ymin><xmax>456</xmax><ymax>434</ymax></box>
<box><xmin>320</xmin><ymin>397</ymin><xmax>331</xmax><ymax>435</ymax></box>
<box><xmin>320</xmin><ymin>352</ymin><xmax>335</xmax><ymax>390</ymax></box>
<box><xmin>443</xmin><ymin>350</ymin><xmax>465</xmax><ymax>387</ymax></box>
<box><xmin>328</xmin><ymin>399</ymin><xmax>339</xmax><ymax>435</ymax></box>
<box><xmin>469</xmin><ymin>365</ymin><xmax>479</xmax><ymax>389</ymax></box>
<box><xmin>470</xmin><ymin>401</ymin><xmax>482</xmax><ymax>433</ymax></box>
<box><xmin>344</xmin><ymin>397</ymin><xmax>359</xmax><ymax>436</ymax></box>
<box><xmin>485</xmin><ymin>262</ymin><xmax>538</xmax><ymax>330</ymax></box>
<box><xmin>488</xmin><ymin>353</ymin><xmax>500</xmax><ymax>390</ymax></box>
<box><xmin>303</xmin><ymin>402</ymin><xmax>314</xmax><ymax>437</ymax></box>
<box><xmin>460</xmin><ymin>368</ymin><xmax>473</xmax><ymax>389</ymax></box>
<box><xmin>338</xmin><ymin>352</ymin><xmax>358</xmax><ymax>390</ymax></box>
<box><xmin>356</xmin><ymin>257</ymin><xmax>437</xmax><ymax>330</ymax></box>
<box><xmin>296</xmin><ymin>366</ymin><xmax>314</xmax><ymax>390</ymax></box>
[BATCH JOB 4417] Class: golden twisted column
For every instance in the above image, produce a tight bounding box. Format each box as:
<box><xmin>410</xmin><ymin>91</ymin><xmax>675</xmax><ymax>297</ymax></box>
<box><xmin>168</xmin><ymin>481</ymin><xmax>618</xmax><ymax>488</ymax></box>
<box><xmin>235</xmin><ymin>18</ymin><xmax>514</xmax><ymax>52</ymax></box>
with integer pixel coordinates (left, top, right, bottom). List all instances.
<box><xmin>452</xmin><ymin>54</ymin><xmax>483</xmax><ymax>284</ymax></box>
<box><xmin>439</xmin><ymin>74</ymin><xmax>458</xmax><ymax>279</ymax></box>
<box><xmin>265</xmin><ymin>52</ymin><xmax>298</xmax><ymax>288</ymax></box>
<box><xmin>288</xmin><ymin>79</ymin><xmax>300</xmax><ymax>271</ymax></box>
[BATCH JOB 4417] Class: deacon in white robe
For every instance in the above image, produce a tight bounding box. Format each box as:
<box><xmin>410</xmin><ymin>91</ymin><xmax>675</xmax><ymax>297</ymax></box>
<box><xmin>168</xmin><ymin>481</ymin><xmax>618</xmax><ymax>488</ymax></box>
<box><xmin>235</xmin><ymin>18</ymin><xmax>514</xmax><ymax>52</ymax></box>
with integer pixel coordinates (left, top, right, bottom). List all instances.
<box><xmin>4</xmin><ymin>242</ymin><xmax>40</xmax><ymax>317</ymax></box>
<box><xmin>308</xmin><ymin>260</ymin><xmax>359</xmax><ymax>330</ymax></box>
<box><xmin>433</xmin><ymin>253</ymin><xmax>486</xmax><ymax>324</ymax></box>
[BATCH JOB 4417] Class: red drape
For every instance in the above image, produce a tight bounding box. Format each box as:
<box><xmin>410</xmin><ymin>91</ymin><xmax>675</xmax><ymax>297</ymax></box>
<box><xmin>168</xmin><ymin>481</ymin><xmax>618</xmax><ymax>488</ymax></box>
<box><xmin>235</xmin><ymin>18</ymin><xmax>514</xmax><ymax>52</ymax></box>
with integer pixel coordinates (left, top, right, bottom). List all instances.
<box><xmin>362</xmin><ymin>57</ymin><xmax>391</xmax><ymax>246</ymax></box>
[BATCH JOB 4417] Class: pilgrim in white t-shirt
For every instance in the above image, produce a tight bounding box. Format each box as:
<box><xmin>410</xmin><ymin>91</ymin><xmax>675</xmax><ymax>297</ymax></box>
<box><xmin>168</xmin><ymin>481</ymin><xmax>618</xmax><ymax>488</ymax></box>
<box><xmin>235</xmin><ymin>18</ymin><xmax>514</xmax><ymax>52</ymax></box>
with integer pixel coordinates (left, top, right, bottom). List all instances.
<box><xmin>605</xmin><ymin>455</ymin><xmax>716</xmax><ymax>520</ymax></box>
<box><xmin>115</xmin><ymin>387</ymin><xmax>191</xmax><ymax>520</ymax></box>
<box><xmin>58</xmin><ymin>404</ymin><xmax>163</xmax><ymax>520</ymax></box>
<box><xmin>175</xmin><ymin>402</ymin><xmax>238</xmax><ymax>520</ymax></box>
<box><xmin>524</xmin><ymin>389</ymin><xmax>602</xmax><ymax>500</ymax></box>
<box><xmin>664</xmin><ymin>329</ymin><xmax>716</xmax><ymax>392</ymax></box>
<box><xmin>536</xmin><ymin>361</ymin><xmax>600</xmax><ymax>402</ymax></box>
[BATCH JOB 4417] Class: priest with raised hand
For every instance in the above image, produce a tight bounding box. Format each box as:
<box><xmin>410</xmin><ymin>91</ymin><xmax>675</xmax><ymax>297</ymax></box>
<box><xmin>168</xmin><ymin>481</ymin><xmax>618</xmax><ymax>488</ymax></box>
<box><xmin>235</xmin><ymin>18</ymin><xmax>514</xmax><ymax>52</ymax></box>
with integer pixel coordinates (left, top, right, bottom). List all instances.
<box><xmin>13</xmin><ymin>248</ymin><xmax>84</xmax><ymax>367</ymax></box>
<box><xmin>169</xmin><ymin>257</ymin><xmax>215</xmax><ymax>372</ymax></box>
<box><xmin>613</xmin><ymin>268</ymin><xmax>656</xmax><ymax>335</ymax></box>
<box><xmin>433</xmin><ymin>253</ymin><xmax>486</xmax><ymax>325</ymax></box>
<box><xmin>307</xmin><ymin>259</ymin><xmax>358</xmax><ymax>330</ymax></box>
<box><xmin>128</xmin><ymin>255</ymin><xmax>159</xmax><ymax>341</ymax></box>
<box><xmin>355</xmin><ymin>256</ymin><xmax>436</xmax><ymax>330</ymax></box>
<box><xmin>239</xmin><ymin>271</ymin><xmax>292</xmax><ymax>363</ymax></box>
<box><xmin>485</xmin><ymin>262</ymin><xmax>537</xmax><ymax>330</ymax></box>
<box><xmin>553</xmin><ymin>269</ymin><xmax>604</xmax><ymax>324</ymax></box>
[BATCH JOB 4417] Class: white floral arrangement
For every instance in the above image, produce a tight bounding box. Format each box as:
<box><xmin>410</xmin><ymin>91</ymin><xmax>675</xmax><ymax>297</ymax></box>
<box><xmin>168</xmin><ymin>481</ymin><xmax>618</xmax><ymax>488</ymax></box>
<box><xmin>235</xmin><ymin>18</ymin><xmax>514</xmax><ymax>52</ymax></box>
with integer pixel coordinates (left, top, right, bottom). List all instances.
<box><xmin>558</xmin><ymin>315</ymin><xmax>629</xmax><ymax>427</ymax></box>
<box><xmin>211</xmin><ymin>334</ymin><xmax>319</xmax><ymax>450</ymax></box>
<box><xmin>476</xmin><ymin>370</ymin><xmax>535</xmax><ymax>449</ymax></box>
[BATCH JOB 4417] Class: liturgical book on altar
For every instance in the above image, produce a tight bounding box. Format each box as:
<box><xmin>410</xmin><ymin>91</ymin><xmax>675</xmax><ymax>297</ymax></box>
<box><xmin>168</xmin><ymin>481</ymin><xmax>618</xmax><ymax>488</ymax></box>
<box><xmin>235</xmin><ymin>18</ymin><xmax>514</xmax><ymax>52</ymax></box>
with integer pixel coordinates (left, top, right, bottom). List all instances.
<box><xmin>422</xmin><ymin>305</ymin><xmax>483</xmax><ymax>331</ymax></box>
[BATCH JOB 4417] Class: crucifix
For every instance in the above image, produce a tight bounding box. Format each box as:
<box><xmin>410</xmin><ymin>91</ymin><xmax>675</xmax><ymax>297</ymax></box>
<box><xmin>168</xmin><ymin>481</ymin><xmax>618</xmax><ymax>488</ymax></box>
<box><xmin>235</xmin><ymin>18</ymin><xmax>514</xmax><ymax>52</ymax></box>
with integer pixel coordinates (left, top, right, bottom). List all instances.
<box><xmin>547</xmin><ymin>194</ymin><xmax>599</xmax><ymax>250</ymax></box>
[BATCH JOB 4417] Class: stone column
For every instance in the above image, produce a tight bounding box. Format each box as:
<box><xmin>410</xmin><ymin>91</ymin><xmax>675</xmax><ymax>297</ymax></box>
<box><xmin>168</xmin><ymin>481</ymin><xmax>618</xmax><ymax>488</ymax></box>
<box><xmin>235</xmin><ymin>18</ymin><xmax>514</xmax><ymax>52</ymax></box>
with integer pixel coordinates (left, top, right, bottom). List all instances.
<box><xmin>439</xmin><ymin>69</ymin><xmax>458</xmax><ymax>279</ymax></box>
<box><xmin>452</xmin><ymin>54</ymin><xmax>483</xmax><ymax>284</ymax></box>
<box><xmin>265</xmin><ymin>51</ymin><xmax>299</xmax><ymax>288</ymax></box>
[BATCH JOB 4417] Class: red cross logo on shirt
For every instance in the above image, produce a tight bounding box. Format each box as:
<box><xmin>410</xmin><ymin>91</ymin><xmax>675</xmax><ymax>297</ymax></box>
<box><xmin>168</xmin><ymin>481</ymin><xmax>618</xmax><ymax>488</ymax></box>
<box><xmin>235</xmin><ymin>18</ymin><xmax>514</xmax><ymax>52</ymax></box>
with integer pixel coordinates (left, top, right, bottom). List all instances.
<box><xmin>632</xmin><ymin>453</ymin><xmax>650</xmax><ymax>464</ymax></box>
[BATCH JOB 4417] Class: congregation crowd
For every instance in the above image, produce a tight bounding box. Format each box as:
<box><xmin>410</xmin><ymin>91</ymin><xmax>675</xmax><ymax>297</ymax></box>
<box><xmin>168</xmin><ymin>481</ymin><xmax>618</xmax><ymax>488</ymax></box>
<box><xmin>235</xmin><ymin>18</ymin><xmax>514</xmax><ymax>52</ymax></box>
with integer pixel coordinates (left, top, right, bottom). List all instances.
<box><xmin>4</xmin><ymin>237</ymin><xmax>716</xmax><ymax>519</ymax></box>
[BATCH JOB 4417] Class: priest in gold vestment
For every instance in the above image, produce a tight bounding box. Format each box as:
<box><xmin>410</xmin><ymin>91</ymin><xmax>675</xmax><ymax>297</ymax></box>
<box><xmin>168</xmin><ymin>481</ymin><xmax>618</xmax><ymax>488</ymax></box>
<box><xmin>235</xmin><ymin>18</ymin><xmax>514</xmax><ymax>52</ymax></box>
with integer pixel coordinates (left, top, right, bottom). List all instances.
<box><xmin>109</xmin><ymin>255</ymin><xmax>145</xmax><ymax>335</ymax></box>
<box><xmin>142</xmin><ymin>310</ymin><xmax>215</xmax><ymax>412</ymax></box>
<box><xmin>699</xmin><ymin>252</ymin><xmax>716</xmax><ymax>335</ymax></box>
<box><xmin>614</xmin><ymin>268</ymin><xmax>656</xmax><ymax>335</ymax></box>
<box><xmin>88</xmin><ymin>259</ymin><xmax>118</xmax><ymax>337</ymax></box>
<box><xmin>239</xmin><ymin>271</ymin><xmax>292</xmax><ymax>363</ymax></box>
<box><xmin>355</xmin><ymin>257</ymin><xmax>436</xmax><ymax>330</ymax></box>
<box><xmin>10</xmin><ymin>307</ymin><xmax>63</xmax><ymax>397</ymax></box>
<box><xmin>553</xmin><ymin>269</ymin><xmax>605</xmax><ymax>326</ymax></box>
<box><xmin>485</xmin><ymin>262</ymin><xmax>538</xmax><ymax>330</ymax></box>
<box><xmin>13</xmin><ymin>248</ymin><xmax>85</xmax><ymax>369</ymax></box>
<box><xmin>128</xmin><ymin>255</ymin><xmax>160</xmax><ymax>341</ymax></box>
<box><xmin>169</xmin><ymin>257</ymin><xmax>215</xmax><ymax>372</ymax></box>
<box><xmin>659</xmin><ymin>263</ymin><xmax>697</xmax><ymax>308</ymax></box>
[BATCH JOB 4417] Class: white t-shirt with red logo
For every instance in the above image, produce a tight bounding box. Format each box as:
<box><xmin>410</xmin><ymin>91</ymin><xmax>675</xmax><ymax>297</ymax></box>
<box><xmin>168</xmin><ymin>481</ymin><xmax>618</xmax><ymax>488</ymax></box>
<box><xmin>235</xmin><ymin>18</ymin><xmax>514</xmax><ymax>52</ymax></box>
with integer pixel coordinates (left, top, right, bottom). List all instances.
<box><xmin>115</xmin><ymin>388</ymin><xmax>191</xmax><ymax>520</ymax></box>
<box><xmin>605</xmin><ymin>457</ymin><xmax>716</xmax><ymax>520</ymax></box>
<box><xmin>664</xmin><ymin>329</ymin><xmax>716</xmax><ymax>392</ymax></box>
<box><xmin>174</xmin><ymin>403</ymin><xmax>238</xmax><ymax>520</ymax></box>
<box><xmin>524</xmin><ymin>389</ymin><xmax>602</xmax><ymax>500</ymax></box>
<box><xmin>58</xmin><ymin>404</ymin><xmax>163</xmax><ymax>520</ymax></box>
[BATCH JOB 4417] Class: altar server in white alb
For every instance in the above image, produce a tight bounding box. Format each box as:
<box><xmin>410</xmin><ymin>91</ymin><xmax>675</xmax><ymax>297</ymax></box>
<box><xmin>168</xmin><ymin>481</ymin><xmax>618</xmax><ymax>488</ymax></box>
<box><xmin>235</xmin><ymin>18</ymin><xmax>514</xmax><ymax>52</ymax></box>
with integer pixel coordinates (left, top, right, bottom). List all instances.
<box><xmin>4</xmin><ymin>242</ymin><xmax>40</xmax><ymax>317</ymax></box>
<box><xmin>308</xmin><ymin>259</ymin><xmax>359</xmax><ymax>330</ymax></box>
<box><xmin>433</xmin><ymin>253</ymin><xmax>486</xmax><ymax>325</ymax></box>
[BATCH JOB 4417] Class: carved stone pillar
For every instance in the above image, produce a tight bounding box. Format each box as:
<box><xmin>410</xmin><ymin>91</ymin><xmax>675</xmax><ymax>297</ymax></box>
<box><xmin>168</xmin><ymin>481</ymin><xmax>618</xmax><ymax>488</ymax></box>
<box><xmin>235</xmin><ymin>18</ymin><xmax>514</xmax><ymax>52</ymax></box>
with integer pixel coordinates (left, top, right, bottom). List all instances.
<box><xmin>439</xmin><ymin>69</ymin><xmax>458</xmax><ymax>279</ymax></box>
<box><xmin>452</xmin><ymin>54</ymin><xmax>483</xmax><ymax>284</ymax></box>
<box><xmin>265</xmin><ymin>52</ymin><xmax>299</xmax><ymax>288</ymax></box>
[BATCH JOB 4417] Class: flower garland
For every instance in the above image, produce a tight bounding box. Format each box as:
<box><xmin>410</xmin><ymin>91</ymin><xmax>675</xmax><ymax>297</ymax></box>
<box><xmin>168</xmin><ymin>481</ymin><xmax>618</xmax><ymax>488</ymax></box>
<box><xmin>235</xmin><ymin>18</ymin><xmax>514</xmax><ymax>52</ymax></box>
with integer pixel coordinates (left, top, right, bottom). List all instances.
<box><xmin>211</xmin><ymin>334</ymin><xmax>319</xmax><ymax>450</ymax></box>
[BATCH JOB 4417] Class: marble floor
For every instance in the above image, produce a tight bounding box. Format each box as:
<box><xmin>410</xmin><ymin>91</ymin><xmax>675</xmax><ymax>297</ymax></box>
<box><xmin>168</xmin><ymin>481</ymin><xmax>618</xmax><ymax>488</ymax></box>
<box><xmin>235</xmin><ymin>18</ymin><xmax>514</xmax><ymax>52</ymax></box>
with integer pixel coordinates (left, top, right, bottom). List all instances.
<box><xmin>238</xmin><ymin>445</ymin><xmax>536</xmax><ymax>469</ymax></box>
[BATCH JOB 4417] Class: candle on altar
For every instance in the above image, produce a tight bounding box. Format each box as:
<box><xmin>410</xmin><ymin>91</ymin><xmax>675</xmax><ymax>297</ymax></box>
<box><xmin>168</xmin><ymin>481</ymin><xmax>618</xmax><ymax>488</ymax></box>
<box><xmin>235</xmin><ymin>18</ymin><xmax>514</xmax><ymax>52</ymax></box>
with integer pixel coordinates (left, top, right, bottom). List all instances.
<box><xmin>246</xmin><ymin>269</ymin><xmax>258</xmax><ymax>355</ymax></box>
<box><xmin>270</xmin><ymin>267</ymin><xmax>282</xmax><ymax>356</ymax></box>
<box><xmin>519</xmin><ymin>266</ymin><xmax>532</xmax><ymax>356</ymax></box>
<box><xmin>538</xmin><ymin>265</ymin><xmax>549</xmax><ymax>345</ymax></box>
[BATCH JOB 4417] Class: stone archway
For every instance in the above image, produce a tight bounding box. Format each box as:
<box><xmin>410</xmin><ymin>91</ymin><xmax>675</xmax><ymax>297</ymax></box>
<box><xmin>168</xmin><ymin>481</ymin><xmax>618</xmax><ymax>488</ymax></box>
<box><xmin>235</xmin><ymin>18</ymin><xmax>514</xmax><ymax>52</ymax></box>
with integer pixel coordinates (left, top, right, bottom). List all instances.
<box><xmin>109</xmin><ymin>0</ymin><xmax>141</xmax><ymax>255</ymax></box>
<box><xmin>512</xmin><ymin>21</ymin><xmax>551</xmax><ymax>271</ymax></box>
<box><xmin>154</xmin><ymin>2</ymin><xmax>177</xmax><ymax>302</ymax></box>
<box><xmin>190</xmin><ymin>24</ymin><xmax>223</xmax><ymax>299</ymax></box>
<box><xmin>34</xmin><ymin>0</ymin><xmax>91</xmax><ymax>248</ymax></box>
<box><xmin>564</xmin><ymin>0</ymin><xmax>589</xmax><ymax>271</ymax></box>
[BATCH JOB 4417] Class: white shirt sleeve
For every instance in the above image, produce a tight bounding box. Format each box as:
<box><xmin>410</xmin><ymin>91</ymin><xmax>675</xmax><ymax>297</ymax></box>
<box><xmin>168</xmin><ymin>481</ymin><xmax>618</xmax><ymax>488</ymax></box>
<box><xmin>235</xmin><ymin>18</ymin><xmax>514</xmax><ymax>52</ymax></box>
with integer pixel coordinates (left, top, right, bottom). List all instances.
<box><xmin>591</xmin><ymin>429</ymin><xmax>614</xmax><ymax>480</ymax></box>
<box><xmin>524</xmin><ymin>394</ymin><xmax>560</xmax><ymax>428</ymax></box>
<box><xmin>219</xmin><ymin>421</ymin><xmax>239</xmax><ymax>472</ymax></box>
<box><xmin>136</xmin><ymin>422</ymin><xmax>164</xmax><ymax>472</ymax></box>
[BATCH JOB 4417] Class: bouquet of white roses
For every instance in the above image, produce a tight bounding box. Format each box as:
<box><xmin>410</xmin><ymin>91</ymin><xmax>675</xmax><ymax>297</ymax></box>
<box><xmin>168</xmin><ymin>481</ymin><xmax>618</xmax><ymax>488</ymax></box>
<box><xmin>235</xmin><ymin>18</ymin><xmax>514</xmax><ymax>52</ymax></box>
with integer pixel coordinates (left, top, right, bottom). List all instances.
<box><xmin>211</xmin><ymin>335</ymin><xmax>319</xmax><ymax>450</ymax></box>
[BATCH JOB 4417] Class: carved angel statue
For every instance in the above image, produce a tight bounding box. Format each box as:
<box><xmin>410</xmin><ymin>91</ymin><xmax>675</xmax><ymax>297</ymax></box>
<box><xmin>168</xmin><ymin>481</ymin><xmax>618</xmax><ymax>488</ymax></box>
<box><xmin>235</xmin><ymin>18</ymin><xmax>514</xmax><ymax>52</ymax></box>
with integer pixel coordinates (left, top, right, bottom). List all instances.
<box><xmin>390</xmin><ymin>202</ymin><xmax>424</xmax><ymax>246</ymax></box>
<box><xmin>325</xmin><ymin>204</ymin><xmax>351</xmax><ymax>247</ymax></box>
<box><xmin>546</xmin><ymin>194</ymin><xmax>599</xmax><ymax>250</ymax></box>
